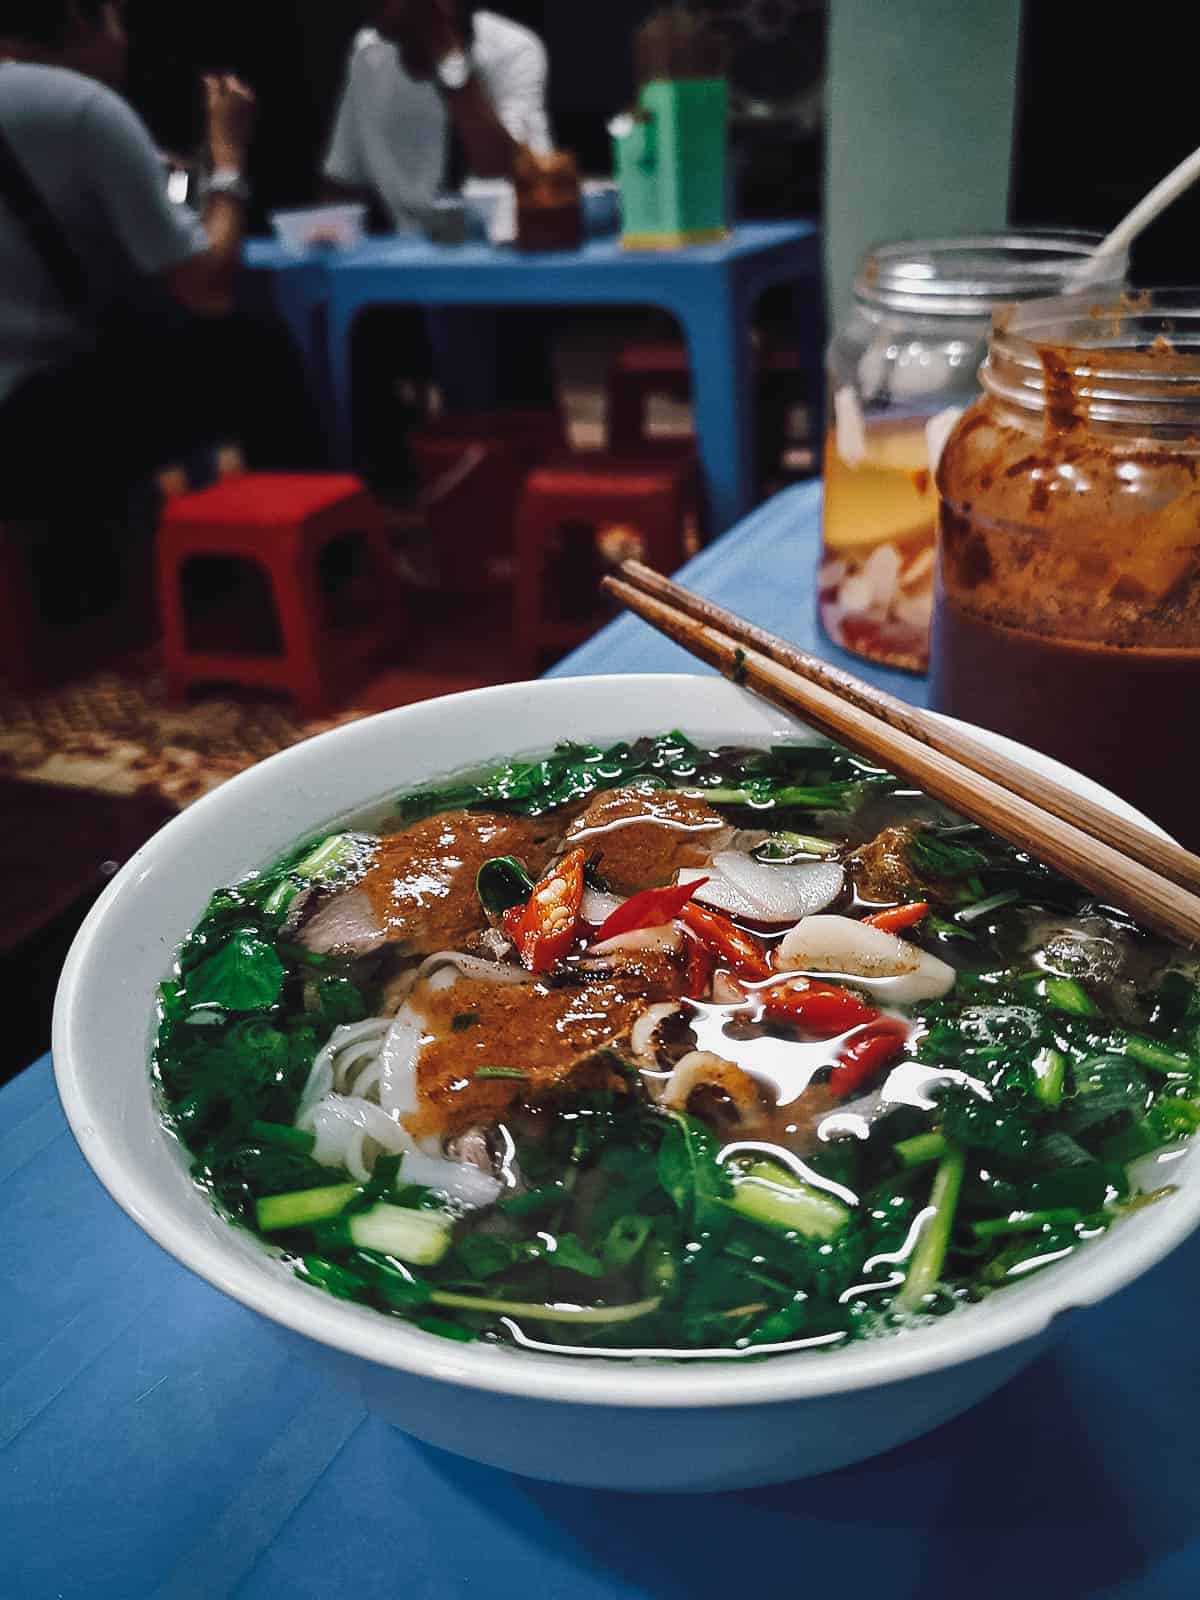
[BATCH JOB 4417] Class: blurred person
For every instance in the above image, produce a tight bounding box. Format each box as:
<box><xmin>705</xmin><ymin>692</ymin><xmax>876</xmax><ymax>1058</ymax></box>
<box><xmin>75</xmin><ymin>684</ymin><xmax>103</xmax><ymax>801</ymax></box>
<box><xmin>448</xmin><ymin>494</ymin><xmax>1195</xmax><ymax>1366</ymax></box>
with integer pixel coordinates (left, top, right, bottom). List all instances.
<box><xmin>322</xmin><ymin>1</ymin><xmax>558</xmax><ymax>485</ymax></box>
<box><xmin>0</xmin><ymin>0</ymin><xmax>258</xmax><ymax>518</ymax></box>
<box><xmin>323</xmin><ymin>0</ymin><xmax>552</xmax><ymax>230</ymax></box>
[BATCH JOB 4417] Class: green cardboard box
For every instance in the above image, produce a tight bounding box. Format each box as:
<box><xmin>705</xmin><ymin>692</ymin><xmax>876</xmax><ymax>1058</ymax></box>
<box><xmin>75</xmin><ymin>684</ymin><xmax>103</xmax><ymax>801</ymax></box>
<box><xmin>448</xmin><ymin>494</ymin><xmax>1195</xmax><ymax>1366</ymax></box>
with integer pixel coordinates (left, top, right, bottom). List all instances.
<box><xmin>613</xmin><ymin>77</ymin><xmax>729</xmax><ymax>250</ymax></box>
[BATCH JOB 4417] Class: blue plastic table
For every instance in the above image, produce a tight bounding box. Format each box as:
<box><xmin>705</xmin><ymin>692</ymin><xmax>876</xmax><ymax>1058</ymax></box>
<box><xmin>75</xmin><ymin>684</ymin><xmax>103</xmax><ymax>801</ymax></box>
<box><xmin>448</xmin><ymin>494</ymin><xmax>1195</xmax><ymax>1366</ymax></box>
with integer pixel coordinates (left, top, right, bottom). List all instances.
<box><xmin>243</xmin><ymin>222</ymin><xmax>820</xmax><ymax>532</ymax></box>
<box><xmin>5</xmin><ymin>482</ymin><xmax>1199</xmax><ymax>1599</ymax></box>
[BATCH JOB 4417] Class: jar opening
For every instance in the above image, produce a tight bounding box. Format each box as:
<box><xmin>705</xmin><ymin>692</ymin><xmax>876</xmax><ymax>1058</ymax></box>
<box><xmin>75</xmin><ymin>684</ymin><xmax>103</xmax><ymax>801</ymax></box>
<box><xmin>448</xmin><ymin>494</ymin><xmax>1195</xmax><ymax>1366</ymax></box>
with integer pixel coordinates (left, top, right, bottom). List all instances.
<box><xmin>983</xmin><ymin>289</ymin><xmax>1200</xmax><ymax>428</ymax></box>
<box><xmin>855</xmin><ymin>232</ymin><xmax>1120</xmax><ymax>319</ymax></box>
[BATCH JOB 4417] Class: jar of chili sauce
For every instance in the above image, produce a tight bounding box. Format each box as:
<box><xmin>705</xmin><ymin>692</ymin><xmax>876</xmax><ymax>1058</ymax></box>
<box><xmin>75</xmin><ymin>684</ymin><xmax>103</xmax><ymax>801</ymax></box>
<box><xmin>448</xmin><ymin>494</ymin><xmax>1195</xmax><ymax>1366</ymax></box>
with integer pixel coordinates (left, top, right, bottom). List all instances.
<box><xmin>931</xmin><ymin>290</ymin><xmax>1200</xmax><ymax>848</ymax></box>
<box><xmin>820</xmin><ymin>234</ymin><xmax>1120</xmax><ymax>673</ymax></box>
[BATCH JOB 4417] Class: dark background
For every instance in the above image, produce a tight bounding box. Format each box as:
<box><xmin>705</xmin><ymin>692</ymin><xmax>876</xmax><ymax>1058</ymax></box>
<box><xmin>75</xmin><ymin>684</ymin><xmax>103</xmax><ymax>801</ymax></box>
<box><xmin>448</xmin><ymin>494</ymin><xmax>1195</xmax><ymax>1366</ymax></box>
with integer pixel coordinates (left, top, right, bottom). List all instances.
<box><xmin>123</xmin><ymin>1</ymin><xmax>1199</xmax><ymax>279</ymax></box>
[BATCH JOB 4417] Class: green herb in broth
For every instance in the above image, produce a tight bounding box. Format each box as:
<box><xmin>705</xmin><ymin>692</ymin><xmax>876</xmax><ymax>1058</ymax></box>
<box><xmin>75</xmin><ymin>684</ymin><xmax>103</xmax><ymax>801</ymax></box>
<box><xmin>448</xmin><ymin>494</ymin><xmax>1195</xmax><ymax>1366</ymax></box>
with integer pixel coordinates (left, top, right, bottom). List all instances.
<box><xmin>152</xmin><ymin>733</ymin><xmax>1200</xmax><ymax>1358</ymax></box>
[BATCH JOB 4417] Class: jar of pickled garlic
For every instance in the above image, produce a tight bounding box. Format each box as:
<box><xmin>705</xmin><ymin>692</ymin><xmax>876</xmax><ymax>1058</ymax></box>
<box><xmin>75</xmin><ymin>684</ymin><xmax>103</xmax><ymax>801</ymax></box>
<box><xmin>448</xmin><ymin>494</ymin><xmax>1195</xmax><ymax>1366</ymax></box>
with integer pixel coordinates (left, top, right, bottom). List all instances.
<box><xmin>931</xmin><ymin>290</ymin><xmax>1200</xmax><ymax>849</ymax></box>
<box><xmin>820</xmin><ymin>234</ymin><xmax>1122</xmax><ymax>672</ymax></box>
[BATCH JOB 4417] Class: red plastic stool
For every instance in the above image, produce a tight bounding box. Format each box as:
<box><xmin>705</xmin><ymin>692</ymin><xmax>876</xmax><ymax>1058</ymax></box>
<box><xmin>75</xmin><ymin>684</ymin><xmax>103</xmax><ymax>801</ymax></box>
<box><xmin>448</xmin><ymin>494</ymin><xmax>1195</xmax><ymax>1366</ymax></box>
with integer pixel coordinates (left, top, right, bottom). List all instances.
<box><xmin>158</xmin><ymin>473</ymin><xmax>404</xmax><ymax>717</ymax></box>
<box><xmin>606</xmin><ymin>339</ymin><xmax>804</xmax><ymax>475</ymax></box>
<box><xmin>407</xmin><ymin>410</ymin><xmax>567</xmax><ymax>590</ymax></box>
<box><xmin>512</xmin><ymin>444</ymin><xmax>696</xmax><ymax>675</ymax></box>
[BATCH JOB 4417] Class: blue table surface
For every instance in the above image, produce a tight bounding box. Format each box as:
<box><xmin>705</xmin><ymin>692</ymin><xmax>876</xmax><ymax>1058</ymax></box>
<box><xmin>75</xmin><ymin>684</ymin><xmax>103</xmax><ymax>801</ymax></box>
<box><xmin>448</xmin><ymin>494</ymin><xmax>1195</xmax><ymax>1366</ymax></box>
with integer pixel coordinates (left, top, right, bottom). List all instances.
<box><xmin>244</xmin><ymin>219</ymin><xmax>817</xmax><ymax>276</ymax></box>
<box><xmin>5</xmin><ymin>482</ymin><xmax>1200</xmax><ymax>1599</ymax></box>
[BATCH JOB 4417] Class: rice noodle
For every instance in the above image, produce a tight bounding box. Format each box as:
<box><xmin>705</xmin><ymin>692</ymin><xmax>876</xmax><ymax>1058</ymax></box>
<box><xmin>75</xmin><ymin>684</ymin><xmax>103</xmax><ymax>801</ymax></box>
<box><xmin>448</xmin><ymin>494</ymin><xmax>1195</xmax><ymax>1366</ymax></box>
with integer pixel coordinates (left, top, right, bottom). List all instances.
<box><xmin>417</xmin><ymin>950</ymin><xmax>531</xmax><ymax>985</ymax></box>
<box><xmin>301</xmin><ymin>1092</ymin><xmax>503</xmax><ymax>1205</ymax></box>
<box><xmin>378</xmin><ymin>1003</ymin><xmax>425</xmax><ymax>1120</ymax></box>
<box><xmin>332</xmin><ymin>1038</ymin><xmax>390</xmax><ymax>1093</ymax></box>
<box><xmin>394</xmin><ymin>1150</ymin><xmax>502</xmax><ymax>1206</ymax></box>
<box><xmin>298</xmin><ymin>1017</ymin><xmax>390</xmax><ymax>1118</ymax></box>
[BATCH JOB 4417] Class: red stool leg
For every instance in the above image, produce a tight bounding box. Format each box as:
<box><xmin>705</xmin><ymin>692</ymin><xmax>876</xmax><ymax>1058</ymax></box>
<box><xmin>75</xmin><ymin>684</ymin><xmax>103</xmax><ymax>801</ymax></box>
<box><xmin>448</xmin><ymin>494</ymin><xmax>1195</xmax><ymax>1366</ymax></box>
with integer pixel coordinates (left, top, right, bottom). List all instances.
<box><xmin>269</xmin><ymin>543</ymin><xmax>334</xmax><ymax>718</ymax></box>
<box><xmin>157</xmin><ymin>532</ymin><xmax>194</xmax><ymax>705</ymax></box>
<box><xmin>606</xmin><ymin>370</ymin><xmax>649</xmax><ymax>448</ymax></box>
<box><xmin>512</xmin><ymin>490</ymin><xmax>557</xmax><ymax>678</ymax></box>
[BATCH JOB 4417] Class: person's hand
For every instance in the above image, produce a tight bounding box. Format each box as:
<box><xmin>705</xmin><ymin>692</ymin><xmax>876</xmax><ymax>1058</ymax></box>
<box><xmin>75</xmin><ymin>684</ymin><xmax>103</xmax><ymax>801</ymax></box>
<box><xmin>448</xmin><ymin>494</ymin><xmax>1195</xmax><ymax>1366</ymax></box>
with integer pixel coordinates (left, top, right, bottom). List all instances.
<box><xmin>204</xmin><ymin>74</ymin><xmax>256</xmax><ymax>170</ymax></box>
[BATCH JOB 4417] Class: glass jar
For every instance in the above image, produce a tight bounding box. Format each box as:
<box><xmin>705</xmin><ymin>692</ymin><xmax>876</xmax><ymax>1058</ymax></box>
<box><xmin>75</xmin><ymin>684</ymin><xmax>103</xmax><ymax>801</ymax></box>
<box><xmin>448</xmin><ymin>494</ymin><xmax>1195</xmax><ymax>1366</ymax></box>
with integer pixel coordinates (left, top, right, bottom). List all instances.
<box><xmin>820</xmin><ymin>233</ymin><xmax>1122</xmax><ymax>672</ymax></box>
<box><xmin>930</xmin><ymin>290</ymin><xmax>1200</xmax><ymax>849</ymax></box>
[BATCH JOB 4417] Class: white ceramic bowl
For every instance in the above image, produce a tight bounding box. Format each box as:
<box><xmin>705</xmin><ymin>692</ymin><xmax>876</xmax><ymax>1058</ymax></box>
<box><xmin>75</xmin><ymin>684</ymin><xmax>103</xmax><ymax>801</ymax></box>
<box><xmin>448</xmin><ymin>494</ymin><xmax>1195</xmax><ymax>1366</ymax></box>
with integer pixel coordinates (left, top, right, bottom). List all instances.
<box><xmin>53</xmin><ymin>675</ymin><xmax>1200</xmax><ymax>1491</ymax></box>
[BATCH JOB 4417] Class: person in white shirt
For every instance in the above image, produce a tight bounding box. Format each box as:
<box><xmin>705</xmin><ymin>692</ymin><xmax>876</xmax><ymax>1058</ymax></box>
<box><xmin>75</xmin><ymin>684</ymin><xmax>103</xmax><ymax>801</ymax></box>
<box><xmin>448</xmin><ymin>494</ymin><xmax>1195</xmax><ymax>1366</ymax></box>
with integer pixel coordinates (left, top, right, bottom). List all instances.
<box><xmin>322</xmin><ymin>1</ymin><xmax>558</xmax><ymax>471</ymax></box>
<box><xmin>324</xmin><ymin>1</ymin><xmax>552</xmax><ymax>231</ymax></box>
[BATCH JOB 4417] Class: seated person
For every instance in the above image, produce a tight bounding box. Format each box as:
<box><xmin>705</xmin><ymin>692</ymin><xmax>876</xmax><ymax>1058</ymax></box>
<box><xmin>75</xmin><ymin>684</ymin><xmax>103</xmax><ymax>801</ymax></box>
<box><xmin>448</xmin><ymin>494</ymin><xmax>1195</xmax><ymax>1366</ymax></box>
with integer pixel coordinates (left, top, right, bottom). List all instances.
<box><xmin>323</xmin><ymin>0</ymin><xmax>558</xmax><ymax>448</ymax></box>
<box><xmin>0</xmin><ymin>0</ymin><xmax>257</xmax><ymax>517</ymax></box>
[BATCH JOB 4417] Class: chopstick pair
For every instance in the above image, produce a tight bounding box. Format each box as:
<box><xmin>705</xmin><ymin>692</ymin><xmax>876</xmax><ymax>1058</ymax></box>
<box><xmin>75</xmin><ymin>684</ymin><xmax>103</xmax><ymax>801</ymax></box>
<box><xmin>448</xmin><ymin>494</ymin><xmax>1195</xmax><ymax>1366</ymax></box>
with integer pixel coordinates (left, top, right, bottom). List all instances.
<box><xmin>603</xmin><ymin>560</ymin><xmax>1200</xmax><ymax>949</ymax></box>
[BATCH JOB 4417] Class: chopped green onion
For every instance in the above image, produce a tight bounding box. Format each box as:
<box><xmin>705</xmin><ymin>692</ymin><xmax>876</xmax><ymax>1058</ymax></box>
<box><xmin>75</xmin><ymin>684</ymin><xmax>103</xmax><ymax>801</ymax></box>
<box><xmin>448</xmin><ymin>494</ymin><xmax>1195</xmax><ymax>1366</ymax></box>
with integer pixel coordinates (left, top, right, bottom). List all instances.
<box><xmin>897</xmin><ymin>1142</ymin><xmax>966</xmax><ymax>1311</ymax></box>
<box><xmin>250</xmin><ymin>1120</ymin><xmax>317</xmax><ymax>1155</ymax></box>
<box><xmin>1123</xmin><ymin>1035</ymin><xmax>1195</xmax><ymax>1076</ymax></box>
<box><xmin>894</xmin><ymin>1131</ymin><xmax>948</xmax><ymax>1168</ymax></box>
<box><xmin>346</xmin><ymin>1203</ymin><xmax>454</xmax><ymax>1265</ymax></box>
<box><xmin>728</xmin><ymin>1160</ymin><xmax>850</xmax><ymax>1240</ymax></box>
<box><xmin>297</xmin><ymin>1256</ymin><xmax>369</xmax><ymax>1299</ymax></box>
<box><xmin>1044</xmin><ymin>976</ymin><xmax>1100</xmax><ymax>1017</ymax></box>
<box><xmin>473</xmin><ymin>1067</ymin><xmax>528</xmax><ymax>1081</ymax></box>
<box><xmin>955</xmin><ymin>889</ymin><xmax>1021</xmax><ymax>924</ymax></box>
<box><xmin>257</xmin><ymin>1182</ymin><xmax>361</xmax><ymax>1232</ymax></box>
<box><xmin>295</xmin><ymin>833</ymin><xmax>369</xmax><ymax>883</ymax></box>
<box><xmin>428</xmin><ymin>1290</ymin><xmax>662</xmax><ymax>1325</ymax></box>
<box><xmin>752</xmin><ymin>831</ymin><xmax>842</xmax><ymax>863</ymax></box>
<box><xmin>1032</xmin><ymin>1046</ymin><xmax>1067</xmax><ymax>1108</ymax></box>
<box><xmin>929</xmin><ymin>915</ymin><xmax>976</xmax><ymax>942</ymax></box>
<box><xmin>971</xmin><ymin>1208</ymin><xmax>1082</xmax><ymax>1240</ymax></box>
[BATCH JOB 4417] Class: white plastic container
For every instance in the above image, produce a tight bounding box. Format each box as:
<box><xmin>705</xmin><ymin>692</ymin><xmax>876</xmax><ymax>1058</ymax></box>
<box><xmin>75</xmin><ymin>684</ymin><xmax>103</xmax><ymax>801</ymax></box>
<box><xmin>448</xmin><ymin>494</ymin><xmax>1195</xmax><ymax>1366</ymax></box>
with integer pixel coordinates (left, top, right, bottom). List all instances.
<box><xmin>269</xmin><ymin>203</ymin><xmax>367</xmax><ymax>254</ymax></box>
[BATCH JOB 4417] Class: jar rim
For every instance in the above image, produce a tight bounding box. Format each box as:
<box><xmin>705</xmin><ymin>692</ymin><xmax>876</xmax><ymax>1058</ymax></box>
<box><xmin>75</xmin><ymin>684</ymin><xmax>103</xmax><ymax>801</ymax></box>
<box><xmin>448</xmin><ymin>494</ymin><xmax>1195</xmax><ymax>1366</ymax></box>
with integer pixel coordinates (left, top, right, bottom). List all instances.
<box><xmin>854</xmin><ymin>231</ymin><xmax>1120</xmax><ymax>318</ymax></box>
<box><xmin>983</xmin><ymin>289</ymin><xmax>1200</xmax><ymax>424</ymax></box>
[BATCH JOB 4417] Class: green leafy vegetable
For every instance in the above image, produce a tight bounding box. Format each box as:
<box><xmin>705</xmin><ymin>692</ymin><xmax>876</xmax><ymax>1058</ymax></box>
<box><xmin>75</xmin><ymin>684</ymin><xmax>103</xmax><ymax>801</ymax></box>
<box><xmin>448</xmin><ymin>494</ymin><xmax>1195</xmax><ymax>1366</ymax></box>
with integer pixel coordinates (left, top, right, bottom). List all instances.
<box><xmin>186</xmin><ymin>931</ymin><xmax>285</xmax><ymax>1012</ymax></box>
<box><xmin>476</xmin><ymin>855</ymin><xmax>535</xmax><ymax>915</ymax></box>
<box><xmin>656</xmin><ymin>1112</ymin><xmax>733</xmax><ymax>1232</ymax></box>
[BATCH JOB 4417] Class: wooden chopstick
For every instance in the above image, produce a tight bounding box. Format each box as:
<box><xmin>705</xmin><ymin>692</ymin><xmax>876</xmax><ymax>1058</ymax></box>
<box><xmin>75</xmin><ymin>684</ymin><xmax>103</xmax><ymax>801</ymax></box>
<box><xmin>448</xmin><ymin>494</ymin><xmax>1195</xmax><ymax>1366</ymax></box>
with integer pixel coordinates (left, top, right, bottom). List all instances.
<box><xmin>614</xmin><ymin>559</ymin><xmax>1200</xmax><ymax>900</ymax></box>
<box><xmin>603</xmin><ymin>572</ymin><xmax>1200</xmax><ymax>949</ymax></box>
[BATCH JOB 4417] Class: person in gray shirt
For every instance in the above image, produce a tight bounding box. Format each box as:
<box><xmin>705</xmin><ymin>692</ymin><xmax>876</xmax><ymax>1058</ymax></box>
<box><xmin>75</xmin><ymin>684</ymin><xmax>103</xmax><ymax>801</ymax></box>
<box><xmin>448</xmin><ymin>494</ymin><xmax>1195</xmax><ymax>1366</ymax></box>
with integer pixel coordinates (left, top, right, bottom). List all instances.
<box><xmin>0</xmin><ymin>0</ymin><xmax>256</xmax><ymax>513</ymax></box>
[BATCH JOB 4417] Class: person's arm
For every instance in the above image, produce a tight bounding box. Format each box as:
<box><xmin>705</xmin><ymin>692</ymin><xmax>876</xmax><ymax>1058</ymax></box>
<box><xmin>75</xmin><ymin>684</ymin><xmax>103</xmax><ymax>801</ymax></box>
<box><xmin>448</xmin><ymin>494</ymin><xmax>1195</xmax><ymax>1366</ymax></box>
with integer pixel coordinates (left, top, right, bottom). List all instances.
<box><xmin>321</xmin><ymin>49</ymin><xmax>372</xmax><ymax>206</ymax></box>
<box><xmin>164</xmin><ymin>75</ymin><xmax>256</xmax><ymax>317</ymax></box>
<box><xmin>412</xmin><ymin>3</ymin><xmax>520</xmax><ymax>179</ymax></box>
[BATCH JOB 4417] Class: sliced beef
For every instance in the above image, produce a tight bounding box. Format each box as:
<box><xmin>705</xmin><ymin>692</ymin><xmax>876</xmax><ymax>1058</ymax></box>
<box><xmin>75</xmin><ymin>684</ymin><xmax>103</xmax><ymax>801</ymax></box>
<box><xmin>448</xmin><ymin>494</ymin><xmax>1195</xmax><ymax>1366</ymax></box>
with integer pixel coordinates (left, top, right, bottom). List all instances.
<box><xmin>563</xmin><ymin>785</ymin><xmax>731</xmax><ymax>896</ymax></box>
<box><xmin>300</xmin><ymin>810</ymin><xmax>559</xmax><ymax>958</ymax></box>
<box><xmin>405</xmin><ymin>958</ymin><xmax>686</xmax><ymax>1138</ymax></box>
<box><xmin>848</xmin><ymin>823</ymin><xmax>948</xmax><ymax>906</ymax></box>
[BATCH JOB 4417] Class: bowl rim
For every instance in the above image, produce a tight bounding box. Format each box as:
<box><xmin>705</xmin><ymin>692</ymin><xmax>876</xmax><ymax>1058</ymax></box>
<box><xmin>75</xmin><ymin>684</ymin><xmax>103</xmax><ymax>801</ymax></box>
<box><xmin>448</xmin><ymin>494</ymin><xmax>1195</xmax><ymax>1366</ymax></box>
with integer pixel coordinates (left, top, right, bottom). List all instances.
<box><xmin>52</xmin><ymin>673</ymin><xmax>1200</xmax><ymax>1410</ymax></box>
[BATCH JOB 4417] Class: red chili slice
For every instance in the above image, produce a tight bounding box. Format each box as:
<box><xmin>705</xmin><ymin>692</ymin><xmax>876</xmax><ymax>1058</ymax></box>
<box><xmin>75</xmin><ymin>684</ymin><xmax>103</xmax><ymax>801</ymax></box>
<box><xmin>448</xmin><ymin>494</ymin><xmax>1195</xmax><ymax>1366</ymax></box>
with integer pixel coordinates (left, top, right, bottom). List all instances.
<box><xmin>677</xmin><ymin>901</ymin><xmax>771</xmax><ymax>981</ymax></box>
<box><xmin>761</xmin><ymin>980</ymin><xmax>879</xmax><ymax>1034</ymax></box>
<box><xmin>502</xmin><ymin>848</ymin><xmax>586</xmax><ymax>974</ymax></box>
<box><xmin>592</xmin><ymin>878</ymin><xmax>707</xmax><ymax>943</ymax></box>
<box><xmin>827</xmin><ymin>1019</ymin><xmax>909</xmax><ymax>1099</ymax></box>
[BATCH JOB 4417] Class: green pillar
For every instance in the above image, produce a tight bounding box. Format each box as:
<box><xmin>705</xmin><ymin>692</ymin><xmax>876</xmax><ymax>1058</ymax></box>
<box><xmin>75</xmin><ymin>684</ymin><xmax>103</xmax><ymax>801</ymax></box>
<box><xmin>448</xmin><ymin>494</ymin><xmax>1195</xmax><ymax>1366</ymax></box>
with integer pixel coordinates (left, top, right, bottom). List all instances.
<box><xmin>824</xmin><ymin>0</ymin><xmax>1022</xmax><ymax>323</ymax></box>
